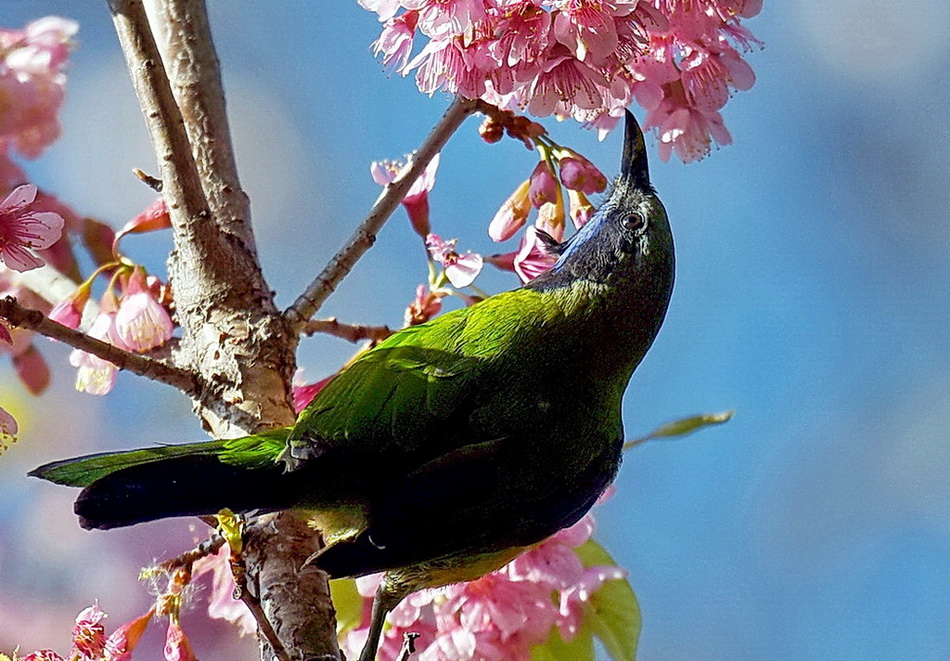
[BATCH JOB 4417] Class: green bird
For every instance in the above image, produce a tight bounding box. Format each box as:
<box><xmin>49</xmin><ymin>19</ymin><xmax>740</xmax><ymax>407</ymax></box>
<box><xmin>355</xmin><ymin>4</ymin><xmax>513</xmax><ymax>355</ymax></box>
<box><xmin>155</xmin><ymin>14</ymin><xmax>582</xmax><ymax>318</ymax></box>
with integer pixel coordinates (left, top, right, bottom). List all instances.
<box><xmin>30</xmin><ymin>110</ymin><xmax>674</xmax><ymax>661</ymax></box>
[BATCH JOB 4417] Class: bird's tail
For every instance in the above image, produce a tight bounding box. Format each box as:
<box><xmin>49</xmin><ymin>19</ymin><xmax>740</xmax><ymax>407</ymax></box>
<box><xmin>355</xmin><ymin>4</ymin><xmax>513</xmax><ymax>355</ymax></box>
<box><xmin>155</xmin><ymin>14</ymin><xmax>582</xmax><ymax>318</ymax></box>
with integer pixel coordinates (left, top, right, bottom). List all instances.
<box><xmin>29</xmin><ymin>430</ymin><xmax>294</xmax><ymax>530</ymax></box>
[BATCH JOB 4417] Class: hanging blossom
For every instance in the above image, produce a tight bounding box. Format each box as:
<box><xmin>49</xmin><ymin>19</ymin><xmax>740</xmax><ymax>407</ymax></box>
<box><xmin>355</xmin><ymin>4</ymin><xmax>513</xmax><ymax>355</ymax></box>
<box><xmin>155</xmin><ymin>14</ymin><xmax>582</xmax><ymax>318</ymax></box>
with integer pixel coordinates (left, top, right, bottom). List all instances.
<box><xmin>426</xmin><ymin>233</ymin><xmax>484</xmax><ymax>288</ymax></box>
<box><xmin>339</xmin><ymin>509</ymin><xmax>627</xmax><ymax>661</ymax></box>
<box><xmin>0</xmin><ymin>16</ymin><xmax>78</xmax><ymax>189</ymax></box>
<box><xmin>359</xmin><ymin>0</ymin><xmax>763</xmax><ymax>162</ymax></box>
<box><xmin>371</xmin><ymin>152</ymin><xmax>441</xmax><ymax>238</ymax></box>
<box><xmin>485</xmin><ymin>138</ymin><xmax>604</xmax><ymax>283</ymax></box>
<box><xmin>0</xmin><ymin>183</ymin><xmax>65</xmax><ymax>271</ymax></box>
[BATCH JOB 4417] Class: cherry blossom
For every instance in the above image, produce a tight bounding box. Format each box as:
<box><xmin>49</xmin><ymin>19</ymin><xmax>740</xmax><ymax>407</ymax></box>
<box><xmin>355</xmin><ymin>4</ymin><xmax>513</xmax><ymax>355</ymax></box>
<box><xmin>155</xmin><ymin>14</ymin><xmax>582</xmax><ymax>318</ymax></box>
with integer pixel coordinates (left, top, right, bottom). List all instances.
<box><xmin>114</xmin><ymin>267</ymin><xmax>174</xmax><ymax>352</ymax></box>
<box><xmin>339</xmin><ymin>508</ymin><xmax>626</xmax><ymax>660</ymax></box>
<box><xmin>360</xmin><ymin>0</ymin><xmax>764</xmax><ymax>162</ymax></box>
<box><xmin>69</xmin><ymin>291</ymin><xmax>128</xmax><ymax>395</ymax></box>
<box><xmin>372</xmin><ymin>152</ymin><xmax>440</xmax><ymax>237</ymax></box>
<box><xmin>488</xmin><ymin>179</ymin><xmax>531</xmax><ymax>242</ymax></box>
<box><xmin>192</xmin><ymin>544</ymin><xmax>257</xmax><ymax>636</ymax></box>
<box><xmin>163</xmin><ymin>620</ymin><xmax>198</xmax><ymax>661</ymax></box>
<box><xmin>426</xmin><ymin>233</ymin><xmax>483</xmax><ymax>288</ymax></box>
<box><xmin>0</xmin><ymin>184</ymin><xmax>65</xmax><ymax>271</ymax></box>
<box><xmin>405</xmin><ymin>283</ymin><xmax>445</xmax><ymax>326</ymax></box>
<box><xmin>71</xmin><ymin>602</ymin><xmax>108</xmax><ymax>660</ymax></box>
<box><xmin>0</xmin><ymin>17</ymin><xmax>77</xmax><ymax>188</ymax></box>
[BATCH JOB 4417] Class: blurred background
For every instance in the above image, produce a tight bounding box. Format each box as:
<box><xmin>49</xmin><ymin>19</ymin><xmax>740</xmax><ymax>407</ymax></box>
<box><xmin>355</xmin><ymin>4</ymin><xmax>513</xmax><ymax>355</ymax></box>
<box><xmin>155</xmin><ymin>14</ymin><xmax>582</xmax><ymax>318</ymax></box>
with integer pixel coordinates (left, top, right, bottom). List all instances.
<box><xmin>1</xmin><ymin>1</ymin><xmax>948</xmax><ymax>659</ymax></box>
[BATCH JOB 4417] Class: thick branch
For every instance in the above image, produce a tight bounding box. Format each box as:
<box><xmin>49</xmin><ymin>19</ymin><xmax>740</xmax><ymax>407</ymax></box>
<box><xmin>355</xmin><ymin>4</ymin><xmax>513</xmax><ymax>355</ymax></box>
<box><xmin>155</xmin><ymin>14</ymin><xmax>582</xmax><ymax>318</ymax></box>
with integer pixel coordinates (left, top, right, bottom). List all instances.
<box><xmin>110</xmin><ymin>0</ymin><xmax>296</xmax><ymax>434</ymax></box>
<box><xmin>284</xmin><ymin>96</ymin><xmax>478</xmax><ymax>335</ymax></box>
<box><xmin>303</xmin><ymin>318</ymin><xmax>393</xmax><ymax>345</ymax></box>
<box><xmin>0</xmin><ymin>296</ymin><xmax>197</xmax><ymax>393</ymax></box>
<box><xmin>147</xmin><ymin>0</ymin><xmax>258</xmax><ymax>257</ymax></box>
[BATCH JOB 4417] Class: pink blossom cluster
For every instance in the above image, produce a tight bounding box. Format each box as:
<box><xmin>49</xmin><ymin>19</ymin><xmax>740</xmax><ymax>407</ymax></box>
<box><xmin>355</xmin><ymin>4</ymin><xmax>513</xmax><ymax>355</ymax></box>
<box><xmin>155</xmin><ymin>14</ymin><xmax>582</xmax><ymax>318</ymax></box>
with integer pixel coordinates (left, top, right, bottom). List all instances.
<box><xmin>0</xmin><ymin>16</ymin><xmax>77</xmax><ymax>190</ymax></box>
<box><xmin>14</xmin><ymin>602</ymin><xmax>158</xmax><ymax>661</ymax></box>
<box><xmin>360</xmin><ymin>0</ymin><xmax>762</xmax><ymax>162</ymax></box>
<box><xmin>486</xmin><ymin>140</ymin><xmax>605</xmax><ymax>281</ymax></box>
<box><xmin>53</xmin><ymin>263</ymin><xmax>175</xmax><ymax>395</ymax></box>
<box><xmin>340</xmin><ymin>512</ymin><xmax>626</xmax><ymax>661</ymax></box>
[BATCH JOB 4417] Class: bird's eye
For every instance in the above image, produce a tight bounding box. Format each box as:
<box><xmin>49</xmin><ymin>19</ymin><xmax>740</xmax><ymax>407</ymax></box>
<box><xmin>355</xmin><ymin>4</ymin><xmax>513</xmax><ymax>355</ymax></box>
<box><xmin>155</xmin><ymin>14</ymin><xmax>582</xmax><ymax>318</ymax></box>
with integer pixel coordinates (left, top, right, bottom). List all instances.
<box><xmin>624</xmin><ymin>214</ymin><xmax>646</xmax><ymax>232</ymax></box>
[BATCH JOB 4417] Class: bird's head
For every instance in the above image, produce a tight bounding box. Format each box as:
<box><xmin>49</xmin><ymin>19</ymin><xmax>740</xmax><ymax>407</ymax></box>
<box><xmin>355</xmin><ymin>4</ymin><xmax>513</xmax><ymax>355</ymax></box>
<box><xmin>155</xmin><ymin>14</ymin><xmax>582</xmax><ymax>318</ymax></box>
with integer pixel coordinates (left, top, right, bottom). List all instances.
<box><xmin>528</xmin><ymin>111</ymin><xmax>674</xmax><ymax>291</ymax></box>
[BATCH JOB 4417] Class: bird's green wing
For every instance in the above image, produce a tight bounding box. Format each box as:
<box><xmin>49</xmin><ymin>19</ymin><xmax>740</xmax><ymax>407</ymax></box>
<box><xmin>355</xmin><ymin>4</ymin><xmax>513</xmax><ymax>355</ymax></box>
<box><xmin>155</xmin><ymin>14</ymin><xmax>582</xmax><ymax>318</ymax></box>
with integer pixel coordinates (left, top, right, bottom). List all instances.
<box><xmin>286</xmin><ymin>288</ymin><xmax>561</xmax><ymax>462</ymax></box>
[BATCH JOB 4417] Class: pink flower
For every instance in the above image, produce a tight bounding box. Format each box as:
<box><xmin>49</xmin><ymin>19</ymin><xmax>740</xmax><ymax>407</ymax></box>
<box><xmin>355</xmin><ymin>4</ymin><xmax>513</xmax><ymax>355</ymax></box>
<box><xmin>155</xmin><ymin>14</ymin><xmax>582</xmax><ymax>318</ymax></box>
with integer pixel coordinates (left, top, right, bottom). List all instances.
<box><xmin>488</xmin><ymin>179</ymin><xmax>531</xmax><ymax>242</ymax></box>
<box><xmin>426</xmin><ymin>233</ymin><xmax>483</xmax><ymax>288</ymax></box>
<box><xmin>405</xmin><ymin>283</ymin><xmax>444</xmax><ymax>326</ymax></box>
<box><xmin>558</xmin><ymin>152</ymin><xmax>607</xmax><ymax>194</ymax></box>
<box><xmin>566</xmin><ymin>188</ymin><xmax>594</xmax><ymax>228</ymax></box>
<box><xmin>0</xmin><ymin>184</ymin><xmax>65</xmax><ymax>271</ymax></box>
<box><xmin>22</xmin><ymin>651</ymin><xmax>66</xmax><ymax>661</ymax></box>
<box><xmin>557</xmin><ymin>565</ymin><xmax>627</xmax><ymax>641</ymax></box>
<box><xmin>358</xmin><ymin>1</ymin><xmax>763</xmax><ymax>162</ymax></box>
<box><xmin>114</xmin><ymin>267</ymin><xmax>174</xmax><ymax>352</ymax></box>
<box><xmin>0</xmin><ymin>17</ymin><xmax>76</xmax><ymax>188</ymax></box>
<box><xmin>514</xmin><ymin>227</ymin><xmax>558</xmax><ymax>283</ymax></box>
<box><xmin>71</xmin><ymin>602</ymin><xmax>108</xmax><ymax>660</ymax></box>
<box><xmin>163</xmin><ymin>620</ymin><xmax>197</xmax><ymax>661</ymax></box>
<box><xmin>103</xmin><ymin>608</ymin><xmax>154</xmax><ymax>661</ymax></box>
<box><xmin>49</xmin><ymin>283</ymin><xmax>91</xmax><ymax>329</ymax></box>
<box><xmin>192</xmin><ymin>544</ymin><xmax>256</xmax><ymax>636</ymax></box>
<box><xmin>528</xmin><ymin>160</ymin><xmax>559</xmax><ymax>209</ymax></box>
<box><xmin>373</xmin><ymin>10</ymin><xmax>419</xmax><ymax>71</ymax></box>
<box><xmin>0</xmin><ymin>404</ymin><xmax>18</xmax><ymax>452</ymax></box>
<box><xmin>371</xmin><ymin>153</ymin><xmax>440</xmax><ymax>237</ymax></box>
<box><xmin>69</xmin><ymin>291</ymin><xmax>129</xmax><ymax>395</ymax></box>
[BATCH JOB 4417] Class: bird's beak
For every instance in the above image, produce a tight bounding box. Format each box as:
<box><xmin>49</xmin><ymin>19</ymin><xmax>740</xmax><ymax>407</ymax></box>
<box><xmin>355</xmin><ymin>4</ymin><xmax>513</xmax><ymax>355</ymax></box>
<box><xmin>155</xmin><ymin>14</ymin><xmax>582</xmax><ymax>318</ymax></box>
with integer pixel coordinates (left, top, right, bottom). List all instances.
<box><xmin>620</xmin><ymin>110</ymin><xmax>651</xmax><ymax>191</ymax></box>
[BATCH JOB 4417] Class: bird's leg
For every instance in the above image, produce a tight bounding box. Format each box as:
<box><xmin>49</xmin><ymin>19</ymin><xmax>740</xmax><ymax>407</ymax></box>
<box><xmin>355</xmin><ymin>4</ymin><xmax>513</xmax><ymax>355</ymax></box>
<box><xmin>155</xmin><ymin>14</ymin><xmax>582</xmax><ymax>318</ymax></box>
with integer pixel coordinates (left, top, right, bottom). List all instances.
<box><xmin>358</xmin><ymin>577</ymin><xmax>410</xmax><ymax>661</ymax></box>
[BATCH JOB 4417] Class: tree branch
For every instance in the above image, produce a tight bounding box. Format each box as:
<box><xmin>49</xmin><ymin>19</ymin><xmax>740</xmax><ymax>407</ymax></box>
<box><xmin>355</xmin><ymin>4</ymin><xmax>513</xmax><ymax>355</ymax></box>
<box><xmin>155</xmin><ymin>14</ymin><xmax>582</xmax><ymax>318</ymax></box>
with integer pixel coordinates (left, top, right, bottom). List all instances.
<box><xmin>110</xmin><ymin>0</ymin><xmax>296</xmax><ymax>434</ymax></box>
<box><xmin>284</xmin><ymin>96</ymin><xmax>478</xmax><ymax>335</ymax></box>
<box><xmin>0</xmin><ymin>296</ymin><xmax>198</xmax><ymax>394</ymax></box>
<box><xmin>303</xmin><ymin>318</ymin><xmax>394</xmax><ymax>345</ymax></box>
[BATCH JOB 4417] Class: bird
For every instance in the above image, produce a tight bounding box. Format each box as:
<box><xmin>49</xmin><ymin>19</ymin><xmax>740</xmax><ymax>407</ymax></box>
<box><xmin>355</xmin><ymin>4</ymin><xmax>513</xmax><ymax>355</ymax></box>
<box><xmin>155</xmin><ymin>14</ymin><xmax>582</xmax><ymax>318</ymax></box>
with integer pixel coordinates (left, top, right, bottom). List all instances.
<box><xmin>30</xmin><ymin>110</ymin><xmax>674</xmax><ymax>661</ymax></box>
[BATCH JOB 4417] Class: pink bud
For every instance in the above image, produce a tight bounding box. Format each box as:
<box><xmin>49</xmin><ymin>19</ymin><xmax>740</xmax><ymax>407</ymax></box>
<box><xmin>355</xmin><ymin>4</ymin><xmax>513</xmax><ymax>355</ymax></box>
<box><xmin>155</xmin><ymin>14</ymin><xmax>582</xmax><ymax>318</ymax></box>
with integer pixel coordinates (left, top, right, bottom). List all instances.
<box><xmin>49</xmin><ymin>283</ymin><xmax>91</xmax><ymax>329</ymax></box>
<box><xmin>558</xmin><ymin>154</ymin><xmax>607</xmax><ymax>194</ymax></box>
<box><xmin>104</xmin><ymin>608</ymin><xmax>155</xmax><ymax>661</ymax></box>
<box><xmin>163</xmin><ymin>620</ymin><xmax>198</xmax><ymax>661</ymax></box>
<box><xmin>528</xmin><ymin>160</ymin><xmax>559</xmax><ymax>208</ymax></box>
<box><xmin>488</xmin><ymin>179</ymin><xmax>531</xmax><ymax>242</ymax></box>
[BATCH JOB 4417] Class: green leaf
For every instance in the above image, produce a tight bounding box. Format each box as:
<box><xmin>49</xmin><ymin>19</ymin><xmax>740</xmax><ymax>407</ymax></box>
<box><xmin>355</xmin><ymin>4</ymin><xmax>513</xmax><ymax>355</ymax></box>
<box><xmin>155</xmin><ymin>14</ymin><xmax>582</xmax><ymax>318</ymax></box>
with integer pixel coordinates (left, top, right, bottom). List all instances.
<box><xmin>329</xmin><ymin>578</ymin><xmax>364</xmax><ymax>636</ymax></box>
<box><xmin>574</xmin><ymin>539</ymin><xmax>641</xmax><ymax>661</ymax></box>
<box><xmin>624</xmin><ymin>410</ymin><xmax>734</xmax><ymax>450</ymax></box>
<box><xmin>532</xmin><ymin>624</ymin><xmax>595</xmax><ymax>661</ymax></box>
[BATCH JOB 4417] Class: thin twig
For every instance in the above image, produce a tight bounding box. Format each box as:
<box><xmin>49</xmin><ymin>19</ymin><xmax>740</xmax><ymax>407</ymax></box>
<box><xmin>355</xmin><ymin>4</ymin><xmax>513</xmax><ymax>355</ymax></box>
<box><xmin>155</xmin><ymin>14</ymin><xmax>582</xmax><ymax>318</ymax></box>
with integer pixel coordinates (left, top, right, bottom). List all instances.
<box><xmin>283</xmin><ymin>96</ymin><xmax>479</xmax><ymax>335</ymax></box>
<box><xmin>0</xmin><ymin>296</ymin><xmax>198</xmax><ymax>394</ymax></box>
<box><xmin>158</xmin><ymin>534</ymin><xmax>226</xmax><ymax>572</ymax></box>
<box><xmin>303</xmin><ymin>318</ymin><xmax>394</xmax><ymax>345</ymax></box>
<box><xmin>108</xmin><ymin>0</ymin><xmax>210</xmax><ymax>232</ymax></box>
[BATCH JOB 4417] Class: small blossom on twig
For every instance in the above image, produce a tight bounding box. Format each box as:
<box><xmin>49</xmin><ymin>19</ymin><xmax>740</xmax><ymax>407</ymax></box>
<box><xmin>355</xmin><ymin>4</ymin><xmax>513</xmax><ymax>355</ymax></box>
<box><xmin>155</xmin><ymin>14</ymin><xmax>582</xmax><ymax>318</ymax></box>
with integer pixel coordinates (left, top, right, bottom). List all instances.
<box><xmin>70</xmin><ymin>602</ymin><xmax>107</xmax><ymax>660</ymax></box>
<box><xmin>372</xmin><ymin>153</ymin><xmax>440</xmax><ymax>237</ymax></box>
<box><xmin>0</xmin><ymin>184</ymin><xmax>65</xmax><ymax>272</ymax></box>
<box><xmin>114</xmin><ymin>267</ymin><xmax>174</xmax><ymax>352</ymax></box>
<box><xmin>405</xmin><ymin>284</ymin><xmax>444</xmax><ymax>326</ymax></box>
<box><xmin>426</xmin><ymin>233</ymin><xmax>483</xmax><ymax>288</ymax></box>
